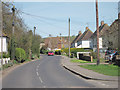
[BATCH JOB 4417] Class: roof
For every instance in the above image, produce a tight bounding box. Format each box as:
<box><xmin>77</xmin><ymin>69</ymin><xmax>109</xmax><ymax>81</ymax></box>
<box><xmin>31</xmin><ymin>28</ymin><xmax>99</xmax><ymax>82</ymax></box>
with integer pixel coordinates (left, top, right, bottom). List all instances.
<box><xmin>91</xmin><ymin>24</ymin><xmax>109</xmax><ymax>38</ymax></box>
<box><xmin>77</xmin><ymin>29</ymin><xmax>93</xmax><ymax>42</ymax></box>
<box><xmin>71</xmin><ymin>32</ymin><xmax>82</xmax><ymax>44</ymax></box>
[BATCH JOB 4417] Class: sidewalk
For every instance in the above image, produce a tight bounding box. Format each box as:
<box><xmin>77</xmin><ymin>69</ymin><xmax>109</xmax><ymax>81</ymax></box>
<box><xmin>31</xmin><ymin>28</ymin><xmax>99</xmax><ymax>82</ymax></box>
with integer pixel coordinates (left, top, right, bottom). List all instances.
<box><xmin>61</xmin><ymin>56</ymin><xmax>118</xmax><ymax>81</ymax></box>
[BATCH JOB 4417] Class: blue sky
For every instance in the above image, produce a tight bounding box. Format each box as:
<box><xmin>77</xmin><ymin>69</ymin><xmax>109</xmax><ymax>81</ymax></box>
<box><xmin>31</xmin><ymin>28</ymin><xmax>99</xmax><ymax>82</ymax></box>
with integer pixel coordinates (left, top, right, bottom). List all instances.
<box><xmin>14</xmin><ymin>2</ymin><xmax>118</xmax><ymax>38</ymax></box>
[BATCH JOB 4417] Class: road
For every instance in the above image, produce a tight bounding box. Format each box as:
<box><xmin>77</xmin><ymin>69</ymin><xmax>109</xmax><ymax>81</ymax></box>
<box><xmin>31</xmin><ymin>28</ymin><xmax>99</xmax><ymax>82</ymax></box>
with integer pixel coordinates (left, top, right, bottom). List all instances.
<box><xmin>2</xmin><ymin>55</ymin><xmax>95</xmax><ymax>88</ymax></box>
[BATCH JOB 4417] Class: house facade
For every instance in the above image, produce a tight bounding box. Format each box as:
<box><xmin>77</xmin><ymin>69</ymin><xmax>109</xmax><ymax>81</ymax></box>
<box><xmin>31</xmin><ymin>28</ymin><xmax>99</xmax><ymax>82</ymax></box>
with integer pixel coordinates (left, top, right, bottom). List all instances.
<box><xmin>0</xmin><ymin>33</ymin><xmax>8</xmax><ymax>53</ymax></box>
<box><xmin>71</xmin><ymin>31</ymin><xmax>82</xmax><ymax>48</ymax></box>
<box><xmin>90</xmin><ymin>21</ymin><xmax>109</xmax><ymax>51</ymax></box>
<box><xmin>104</xmin><ymin>19</ymin><xmax>119</xmax><ymax>49</ymax></box>
<box><xmin>77</xmin><ymin>27</ymin><xmax>93</xmax><ymax>48</ymax></box>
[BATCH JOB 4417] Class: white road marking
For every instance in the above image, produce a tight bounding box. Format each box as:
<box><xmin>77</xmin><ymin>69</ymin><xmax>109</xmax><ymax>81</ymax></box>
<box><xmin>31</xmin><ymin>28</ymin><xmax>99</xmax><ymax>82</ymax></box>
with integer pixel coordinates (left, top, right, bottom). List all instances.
<box><xmin>39</xmin><ymin>76</ymin><xmax>43</xmax><ymax>83</ymax></box>
<box><xmin>36</xmin><ymin>72</ymin><xmax>39</xmax><ymax>76</ymax></box>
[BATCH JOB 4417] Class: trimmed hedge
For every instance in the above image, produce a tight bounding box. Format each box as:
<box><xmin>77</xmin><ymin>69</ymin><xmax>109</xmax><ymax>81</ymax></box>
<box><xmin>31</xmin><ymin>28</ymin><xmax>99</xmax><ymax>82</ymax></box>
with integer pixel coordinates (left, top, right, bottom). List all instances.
<box><xmin>15</xmin><ymin>48</ymin><xmax>26</xmax><ymax>62</ymax></box>
<box><xmin>62</xmin><ymin>48</ymin><xmax>92</xmax><ymax>57</ymax></box>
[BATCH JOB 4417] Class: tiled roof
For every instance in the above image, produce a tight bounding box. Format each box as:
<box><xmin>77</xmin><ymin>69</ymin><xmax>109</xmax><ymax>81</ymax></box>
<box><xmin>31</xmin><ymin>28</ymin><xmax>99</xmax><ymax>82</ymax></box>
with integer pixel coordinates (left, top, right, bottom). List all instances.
<box><xmin>77</xmin><ymin>29</ymin><xmax>93</xmax><ymax>42</ymax></box>
<box><xmin>91</xmin><ymin>24</ymin><xmax>109</xmax><ymax>38</ymax></box>
<box><xmin>71</xmin><ymin>32</ymin><xmax>82</xmax><ymax>44</ymax></box>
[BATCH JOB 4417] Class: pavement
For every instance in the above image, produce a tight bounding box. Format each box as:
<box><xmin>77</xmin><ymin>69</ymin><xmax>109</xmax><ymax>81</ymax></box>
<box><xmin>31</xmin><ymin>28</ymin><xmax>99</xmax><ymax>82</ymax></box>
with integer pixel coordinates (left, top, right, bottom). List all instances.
<box><xmin>61</xmin><ymin>55</ymin><xmax>119</xmax><ymax>81</ymax></box>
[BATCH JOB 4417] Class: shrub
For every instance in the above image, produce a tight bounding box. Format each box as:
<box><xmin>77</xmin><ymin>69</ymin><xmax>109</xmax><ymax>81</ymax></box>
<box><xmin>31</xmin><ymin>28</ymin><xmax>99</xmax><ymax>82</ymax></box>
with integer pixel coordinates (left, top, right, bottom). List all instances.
<box><xmin>3</xmin><ymin>53</ymin><xmax>10</xmax><ymax>58</ymax></box>
<box><xmin>90</xmin><ymin>51</ymin><xmax>97</xmax><ymax>59</ymax></box>
<box><xmin>55</xmin><ymin>50</ymin><xmax>61</xmax><ymax>55</ymax></box>
<box><xmin>62</xmin><ymin>48</ymin><xmax>92</xmax><ymax>58</ymax></box>
<box><xmin>15</xmin><ymin>48</ymin><xmax>26</xmax><ymax>62</ymax></box>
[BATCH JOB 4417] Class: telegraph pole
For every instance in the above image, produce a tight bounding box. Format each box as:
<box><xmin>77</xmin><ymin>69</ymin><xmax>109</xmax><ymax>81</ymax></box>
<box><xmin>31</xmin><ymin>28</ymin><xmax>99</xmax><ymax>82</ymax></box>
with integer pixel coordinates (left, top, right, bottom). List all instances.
<box><xmin>68</xmin><ymin>18</ymin><xmax>70</xmax><ymax>58</ymax></box>
<box><xmin>0</xmin><ymin>0</ymin><xmax>3</xmax><ymax>65</ymax></box>
<box><xmin>96</xmin><ymin>0</ymin><xmax>100</xmax><ymax>65</ymax></box>
<box><xmin>11</xmin><ymin>5</ymin><xmax>15</xmax><ymax>60</ymax></box>
<box><xmin>34</xmin><ymin>26</ymin><xmax>36</xmax><ymax>37</ymax></box>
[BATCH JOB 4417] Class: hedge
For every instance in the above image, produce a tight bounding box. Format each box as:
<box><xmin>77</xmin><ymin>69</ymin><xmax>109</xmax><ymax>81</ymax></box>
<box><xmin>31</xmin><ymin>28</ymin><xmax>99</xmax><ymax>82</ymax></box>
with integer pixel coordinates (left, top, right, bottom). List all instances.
<box><xmin>15</xmin><ymin>48</ymin><xmax>26</xmax><ymax>62</ymax></box>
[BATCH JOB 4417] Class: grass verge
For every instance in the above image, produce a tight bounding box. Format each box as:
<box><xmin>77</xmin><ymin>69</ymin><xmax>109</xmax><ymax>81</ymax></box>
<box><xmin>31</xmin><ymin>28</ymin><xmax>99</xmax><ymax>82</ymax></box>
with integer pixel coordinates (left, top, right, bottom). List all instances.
<box><xmin>80</xmin><ymin>64</ymin><xmax>119</xmax><ymax>76</ymax></box>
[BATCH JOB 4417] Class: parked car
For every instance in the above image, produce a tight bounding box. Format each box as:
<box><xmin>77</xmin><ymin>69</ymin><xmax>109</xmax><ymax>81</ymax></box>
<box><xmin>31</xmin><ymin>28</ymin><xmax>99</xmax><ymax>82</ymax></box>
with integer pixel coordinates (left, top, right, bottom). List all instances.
<box><xmin>109</xmin><ymin>51</ymin><xmax>119</xmax><ymax>62</ymax></box>
<box><xmin>105</xmin><ymin>50</ymin><xmax>114</xmax><ymax>60</ymax></box>
<box><xmin>48</xmin><ymin>51</ymin><xmax>54</xmax><ymax>56</ymax></box>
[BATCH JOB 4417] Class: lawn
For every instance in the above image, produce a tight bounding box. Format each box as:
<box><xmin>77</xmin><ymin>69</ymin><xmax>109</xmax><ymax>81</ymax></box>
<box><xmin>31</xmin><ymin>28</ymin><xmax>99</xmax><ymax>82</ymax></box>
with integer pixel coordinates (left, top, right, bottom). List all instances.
<box><xmin>71</xmin><ymin>58</ymin><xmax>106</xmax><ymax>63</ymax></box>
<box><xmin>71</xmin><ymin>59</ymin><xmax>91</xmax><ymax>63</ymax></box>
<box><xmin>80</xmin><ymin>64</ymin><xmax>119</xmax><ymax>76</ymax></box>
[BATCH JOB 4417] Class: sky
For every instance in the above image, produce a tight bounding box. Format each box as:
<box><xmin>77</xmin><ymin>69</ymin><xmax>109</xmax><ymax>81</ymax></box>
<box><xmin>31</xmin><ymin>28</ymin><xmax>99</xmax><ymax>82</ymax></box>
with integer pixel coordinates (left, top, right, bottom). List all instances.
<box><xmin>14</xmin><ymin>2</ymin><xmax>118</xmax><ymax>38</ymax></box>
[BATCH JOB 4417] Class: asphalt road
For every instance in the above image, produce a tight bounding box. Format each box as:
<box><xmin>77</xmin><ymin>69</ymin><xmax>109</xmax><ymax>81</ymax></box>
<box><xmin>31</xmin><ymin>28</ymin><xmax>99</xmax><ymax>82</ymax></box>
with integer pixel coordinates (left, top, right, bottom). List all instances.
<box><xmin>2</xmin><ymin>55</ymin><xmax>95</xmax><ymax>88</ymax></box>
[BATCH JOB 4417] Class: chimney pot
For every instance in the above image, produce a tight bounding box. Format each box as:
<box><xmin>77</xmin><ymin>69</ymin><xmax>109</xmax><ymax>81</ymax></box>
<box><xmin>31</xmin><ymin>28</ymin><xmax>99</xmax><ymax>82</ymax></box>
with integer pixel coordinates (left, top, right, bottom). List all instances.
<box><xmin>86</xmin><ymin>27</ymin><xmax>89</xmax><ymax>31</ymax></box>
<box><xmin>79</xmin><ymin>31</ymin><xmax>82</xmax><ymax>34</ymax></box>
<box><xmin>101</xmin><ymin>21</ymin><xmax>104</xmax><ymax>26</ymax></box>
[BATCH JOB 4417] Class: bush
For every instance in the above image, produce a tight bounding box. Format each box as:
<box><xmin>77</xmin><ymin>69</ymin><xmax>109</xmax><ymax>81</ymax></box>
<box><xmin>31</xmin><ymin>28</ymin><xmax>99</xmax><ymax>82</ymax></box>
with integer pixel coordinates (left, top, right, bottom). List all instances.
<box><xmin>55</xmin><ymin>50</ymin><xmax>61</xmax><ymax>55</ymax></box>
<box><xmin>15</xmin><ymin>48</ymin><xmax>26</xmax><ymax>62</ymax></box>
<box><xmin>90</xmin><ymin>51</ymin><xmax>97</xmax><ymax>59</ymax></box>
<box><xmin>62</xmin><ymin>48</ymin><xmax>92</xmax><ymax>58</ymax></box>
<box><xmin>3</xmin><ymin>53</ymin><xmax>10</xmax><ymax>58</ymax></box>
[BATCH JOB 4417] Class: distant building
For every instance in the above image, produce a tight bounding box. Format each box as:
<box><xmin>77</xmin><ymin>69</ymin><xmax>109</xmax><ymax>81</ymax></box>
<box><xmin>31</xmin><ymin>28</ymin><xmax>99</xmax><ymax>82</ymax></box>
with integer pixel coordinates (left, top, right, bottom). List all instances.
<box><xmin>0</xmin><ymin>32</ymin><xmax>9</xmax><ymax>53</ymax></box>
<box><xmin>90</xmin><ymin>21</ymin><xmax>109</xmax><ymax>51</ymax></box>
<box><xmin>71</xmin><ymin>31</ymin><xmax>82</xmax><ymax>48</ymax></box>
<box><xmin>44</xmin><ymin>36</ymin><xmax>70</xmax><ymax>50</ymax></box>
<box><xmin>77</xmin><ymin>27</ymin><xmax>93</xmax><ymax>48</ymax></box>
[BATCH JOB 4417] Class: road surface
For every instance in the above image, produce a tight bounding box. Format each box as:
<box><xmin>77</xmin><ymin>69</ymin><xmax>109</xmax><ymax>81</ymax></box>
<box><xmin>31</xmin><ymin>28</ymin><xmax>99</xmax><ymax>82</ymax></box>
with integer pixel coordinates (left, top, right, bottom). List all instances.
<box><xmin>2</xmin><ymin>55</ymin><xmax>95</xmax><ymax>88</ymax></box>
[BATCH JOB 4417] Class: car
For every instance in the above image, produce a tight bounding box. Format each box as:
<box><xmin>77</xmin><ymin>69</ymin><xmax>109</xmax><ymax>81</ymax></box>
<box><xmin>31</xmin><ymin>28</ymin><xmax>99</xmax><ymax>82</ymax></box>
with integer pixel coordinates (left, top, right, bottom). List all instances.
<box><xmin>105</xmin><ymin>50</ymin><xmax>114</xmax><ymax>60</ymax></box>
<box><xmin>48</xmin><ymin>51</ymin><xmax>54</xmax><ymax>56</ymax></box>
<box><xmin>109</xmin><ymin>51</ymin><xmax>119</xmax><ymax>62</ymax></box>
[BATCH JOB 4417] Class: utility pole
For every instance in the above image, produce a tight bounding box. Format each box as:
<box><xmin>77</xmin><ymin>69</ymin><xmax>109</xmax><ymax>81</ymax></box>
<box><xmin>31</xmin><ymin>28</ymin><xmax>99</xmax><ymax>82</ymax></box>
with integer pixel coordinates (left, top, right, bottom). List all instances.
<box><xmin>49</xmin><ymin>34</ymin><xmax>52</xmax><ymax>50</ymax></box>
<box><xmin>96</xmin><ymin>0</ymin><xmax>100</xmax><ymax>65</ymax></box>
<box><xmin>68</xmin><ymin>18</ymin><xmax>70</xmax><ymax>58</ymax></box>
<box><xmin>0</xmin><ymin>0</ymin><xmax>3</xmax><ymax>65</ymax></box>
<box><xmin>11</xmin><ymin>5</ymin><xmax>15</xmax><ymax>60</ymax></box>
<box><xmin>60</xmin><ymin>33</ymin><xmax>62</xmax><ymax>49</ymax></box>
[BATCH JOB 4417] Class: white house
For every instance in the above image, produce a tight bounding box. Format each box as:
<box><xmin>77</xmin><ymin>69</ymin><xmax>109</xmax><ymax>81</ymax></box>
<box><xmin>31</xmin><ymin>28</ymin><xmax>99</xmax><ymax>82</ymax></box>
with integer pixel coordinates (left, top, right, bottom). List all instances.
<box><xmin>71</xmin><ymin>31</ymin><xmax>82</xmax><ymax>48</ymax></box>
<box><xmin>90</xmin><ymin>21</ymin><xmax>109</xmax><ymax>51</ymax></box>
<box><xmin>0</xmin><ymin>33</ymin><xmax>8</xmax><ymax>53</ymax></box>
<box><xmin>77</xmin><ymin>27</ymin><xmax>93</xmax><ymax>48</ymax></box>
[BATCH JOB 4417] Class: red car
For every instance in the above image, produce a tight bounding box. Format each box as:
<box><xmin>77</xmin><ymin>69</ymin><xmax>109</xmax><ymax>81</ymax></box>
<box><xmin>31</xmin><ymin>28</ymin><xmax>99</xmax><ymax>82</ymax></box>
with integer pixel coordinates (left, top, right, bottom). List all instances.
<box><xmin>48</xmin><ymin>51</ymin><xmax>54</xmax><ymax>56</ymax></box>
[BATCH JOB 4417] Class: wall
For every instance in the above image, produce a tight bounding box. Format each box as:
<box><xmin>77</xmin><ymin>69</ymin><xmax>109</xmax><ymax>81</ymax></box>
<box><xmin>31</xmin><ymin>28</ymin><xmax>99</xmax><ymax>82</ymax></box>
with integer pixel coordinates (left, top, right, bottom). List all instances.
<box><xmin>0</xmin><ymin>37</ymin><xmax>7</xmax><ymax>52</ymax></box>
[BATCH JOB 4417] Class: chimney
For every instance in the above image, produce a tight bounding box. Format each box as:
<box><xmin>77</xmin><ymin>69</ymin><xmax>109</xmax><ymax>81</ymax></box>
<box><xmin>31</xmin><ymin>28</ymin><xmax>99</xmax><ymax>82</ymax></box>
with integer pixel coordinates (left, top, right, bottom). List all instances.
<box><xmin>78</xmin><ymin>31</ymin><xmax>82</xmax><ymax>34</ymax></box>
<box><xmin>101</xmin><ymin>21</ymin><xmax>104</xmax><ymax>26</ymax></box>
<box><xmin>86</xmin><ymin>27</ymin><xmax>89</xmax><ymax>31</ymax></box>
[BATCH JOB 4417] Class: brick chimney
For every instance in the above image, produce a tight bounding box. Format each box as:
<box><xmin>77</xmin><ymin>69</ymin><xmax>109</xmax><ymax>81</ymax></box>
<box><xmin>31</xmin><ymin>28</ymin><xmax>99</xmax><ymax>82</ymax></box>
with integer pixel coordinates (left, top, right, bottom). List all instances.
<box><xmin>86</xmin><ymin>27</ymin><xmax>89</xmax><ymax>31</ymax></box>
<box><xmin>101</xmin><ymin>21</ymin><xmax>104</xmax><ymax>26</ymax></box>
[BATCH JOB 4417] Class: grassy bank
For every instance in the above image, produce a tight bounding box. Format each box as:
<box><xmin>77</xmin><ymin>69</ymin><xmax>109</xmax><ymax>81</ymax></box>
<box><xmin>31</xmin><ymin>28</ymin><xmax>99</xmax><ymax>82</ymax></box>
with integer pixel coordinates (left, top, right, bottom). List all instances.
<box><xmin>71</xmin><ymin>58</ymin><xmax>106</xmax><ymax>63</ymax></box>
<box><xmin>80</xmin><ymin>64</ymin><xmax>119</xmax><ymax>76</ymax></box>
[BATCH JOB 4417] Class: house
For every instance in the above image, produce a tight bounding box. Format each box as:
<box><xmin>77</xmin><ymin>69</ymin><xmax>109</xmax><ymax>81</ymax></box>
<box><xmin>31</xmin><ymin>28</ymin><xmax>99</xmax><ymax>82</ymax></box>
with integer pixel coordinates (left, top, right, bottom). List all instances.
<box><xmin>90</xmin><ymin>21</ymin><xmax>109</xmax><ymax>51</ymax></box>
<box><xmin>0</xmin><ymin>32</ymin><xmax>8</xmax><ymax>53</ymax></box>
<box><xmin>71</xmin><ymin>31</ymin><xmax>82</xmax><ymax>48</ymax></box>
<box><xmin>77</xmin><ymin>27</ymin><xmax>93</xmax><ymax>48</ymax></box>
<box><xmin>104</xmin><ymin>19</ymin><xmax>119</xmax><ymax>49</ymax></box>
